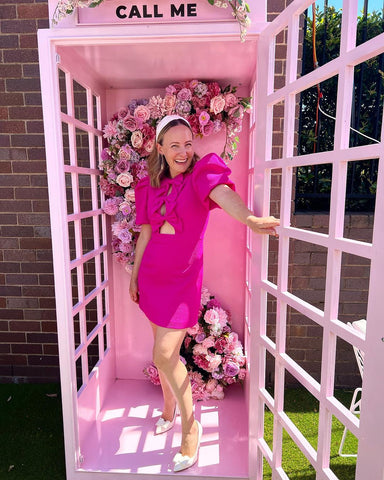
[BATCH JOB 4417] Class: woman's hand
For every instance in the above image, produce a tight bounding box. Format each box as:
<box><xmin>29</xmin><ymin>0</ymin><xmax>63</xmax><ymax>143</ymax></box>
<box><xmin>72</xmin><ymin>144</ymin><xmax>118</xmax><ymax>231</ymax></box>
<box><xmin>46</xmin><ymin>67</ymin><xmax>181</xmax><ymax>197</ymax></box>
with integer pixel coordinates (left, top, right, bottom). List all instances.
<box><xmin>246</xmin><ymin>215</ymin><xmax>280</xmax><ymax>236</ymax></box>
<box><xmin>129</xmin><ymin>277</ymin><xmax>139</xmax><ymax>303</ymax></box>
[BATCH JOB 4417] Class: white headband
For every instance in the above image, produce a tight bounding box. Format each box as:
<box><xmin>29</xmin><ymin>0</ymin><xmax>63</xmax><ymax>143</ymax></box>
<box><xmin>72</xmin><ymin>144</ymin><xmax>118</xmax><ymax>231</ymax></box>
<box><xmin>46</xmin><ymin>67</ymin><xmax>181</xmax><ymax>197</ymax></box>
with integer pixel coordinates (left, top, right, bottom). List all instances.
<box><xmin>156</xmin><ymin>115</ymin><xmax>191</xmax><ymax>142</ymax></box>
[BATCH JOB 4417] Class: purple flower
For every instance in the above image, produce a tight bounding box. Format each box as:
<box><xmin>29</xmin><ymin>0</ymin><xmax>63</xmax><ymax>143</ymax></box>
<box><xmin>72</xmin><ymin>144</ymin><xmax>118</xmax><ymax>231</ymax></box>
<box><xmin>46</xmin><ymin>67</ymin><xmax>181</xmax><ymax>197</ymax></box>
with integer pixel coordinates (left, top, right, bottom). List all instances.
<box><xmin>118</xmin><ymin>229</ymin><xmax>132</xmax><ymax>243</ymax></box>
<box><xmin>195</xmin><ymin>333</ymin><xmax>206</xmax><ymax>343</ymax></box>
<box><xmin>224</xmin><ymin>361</ymin><xmax>240</xmax><ymax>377</ymax></box>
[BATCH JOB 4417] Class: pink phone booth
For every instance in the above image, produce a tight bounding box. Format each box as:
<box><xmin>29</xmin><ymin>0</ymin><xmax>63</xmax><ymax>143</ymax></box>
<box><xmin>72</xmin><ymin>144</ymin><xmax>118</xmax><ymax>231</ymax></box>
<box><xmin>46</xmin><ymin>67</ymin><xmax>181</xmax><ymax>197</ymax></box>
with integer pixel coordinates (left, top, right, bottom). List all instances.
<box><xmin>38</xmin><ymin>0</ymin><xmax>384</xmax><ymax>479</ymax></box>
<box><xmin>38</xmin><ymin>1</ymin><xmax>265</xmax><ymax>479</ymax></box>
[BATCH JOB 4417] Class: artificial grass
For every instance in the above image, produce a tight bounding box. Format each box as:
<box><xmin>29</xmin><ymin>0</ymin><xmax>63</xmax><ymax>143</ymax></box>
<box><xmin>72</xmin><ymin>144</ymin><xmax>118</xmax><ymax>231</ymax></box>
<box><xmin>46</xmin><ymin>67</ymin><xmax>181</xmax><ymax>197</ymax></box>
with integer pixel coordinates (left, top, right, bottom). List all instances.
<box><xmin>263</xmin><ymin>388</ymin><xmax>358</xmax><ymax>479</ymax></box>
<box><xmin>0</xmin><ymin>383</ymin><xmax>357</xmax><ymax>479</ymax></box>
<box><xmin>0</xmin><ymin>383</ymin><xmax>65</xmax><ymax>480</ymax></box>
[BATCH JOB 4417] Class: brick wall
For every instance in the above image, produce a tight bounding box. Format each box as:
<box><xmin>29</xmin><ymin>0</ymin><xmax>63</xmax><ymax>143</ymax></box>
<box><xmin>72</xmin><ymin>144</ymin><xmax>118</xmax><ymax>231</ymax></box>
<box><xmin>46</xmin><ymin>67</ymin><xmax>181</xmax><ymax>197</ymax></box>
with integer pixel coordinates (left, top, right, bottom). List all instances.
<box><xmin>0</xmin><ymin>0</ymin><xmax>59</xmax><ymax>382</ymax></box>
<box><xmin>0</xmin><ymin>0</ymin><xmax>370</xmax><ymax>387</ymax></box>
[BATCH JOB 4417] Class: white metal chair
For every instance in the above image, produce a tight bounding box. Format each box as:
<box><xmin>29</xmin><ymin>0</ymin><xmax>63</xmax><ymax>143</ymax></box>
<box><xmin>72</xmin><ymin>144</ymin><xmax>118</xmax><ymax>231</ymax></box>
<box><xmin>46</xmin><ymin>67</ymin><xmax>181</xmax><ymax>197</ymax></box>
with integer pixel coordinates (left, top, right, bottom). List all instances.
<box><xmin>338</xmin><ymin>319</ymin><xmax>366</xmax><ymax>457</ymax></box>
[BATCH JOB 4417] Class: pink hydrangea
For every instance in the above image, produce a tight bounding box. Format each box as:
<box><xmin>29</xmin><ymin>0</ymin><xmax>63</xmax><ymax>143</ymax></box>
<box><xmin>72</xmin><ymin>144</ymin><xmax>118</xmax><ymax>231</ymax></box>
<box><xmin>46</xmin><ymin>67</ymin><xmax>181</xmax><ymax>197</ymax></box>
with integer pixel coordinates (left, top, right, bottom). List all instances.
<box><xmin>103</xmin><ymin>197</ymin><xmax>121</xmax><ymax>216</ymax></box>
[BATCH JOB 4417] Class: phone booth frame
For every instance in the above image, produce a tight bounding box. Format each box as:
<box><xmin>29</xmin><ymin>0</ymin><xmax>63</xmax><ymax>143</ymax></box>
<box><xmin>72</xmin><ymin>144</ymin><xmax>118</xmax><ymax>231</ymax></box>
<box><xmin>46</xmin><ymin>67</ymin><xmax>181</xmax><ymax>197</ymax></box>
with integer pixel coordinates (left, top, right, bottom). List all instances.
<box><xmin>38</xmin><ymin>0</ymin><xmax>384</xmax><ymax>479</ymax></box>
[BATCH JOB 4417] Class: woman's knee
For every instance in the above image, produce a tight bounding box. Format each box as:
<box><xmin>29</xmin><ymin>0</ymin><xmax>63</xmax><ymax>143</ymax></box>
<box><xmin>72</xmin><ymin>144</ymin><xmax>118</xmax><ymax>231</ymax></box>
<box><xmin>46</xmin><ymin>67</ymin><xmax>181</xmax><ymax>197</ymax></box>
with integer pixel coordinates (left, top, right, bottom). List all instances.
<box><xmin>153</xmin><ymin>346</ymin><xmax>177</xmax><ymax>371</ymax></box>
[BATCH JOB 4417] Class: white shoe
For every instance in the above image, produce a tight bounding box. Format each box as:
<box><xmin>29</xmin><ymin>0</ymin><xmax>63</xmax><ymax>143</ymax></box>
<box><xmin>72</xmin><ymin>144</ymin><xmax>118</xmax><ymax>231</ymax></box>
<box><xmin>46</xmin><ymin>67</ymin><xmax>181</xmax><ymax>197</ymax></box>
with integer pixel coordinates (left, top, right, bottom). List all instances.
<box><xmin>154</xmin><ymin>407</ymin><xmax>177</xmax><ymax>435</ymax></box>
<box><xmin>173</xmin><ymin>420</ymin><xmax>202</xmax><ymax>472</ymax></box>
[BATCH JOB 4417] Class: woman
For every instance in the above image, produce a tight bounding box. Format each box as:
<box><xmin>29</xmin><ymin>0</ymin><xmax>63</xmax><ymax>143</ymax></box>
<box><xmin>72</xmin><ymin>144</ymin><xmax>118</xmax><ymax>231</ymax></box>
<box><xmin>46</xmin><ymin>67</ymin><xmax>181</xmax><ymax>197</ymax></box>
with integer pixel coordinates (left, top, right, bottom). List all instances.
<box><xmin>129</xmin><ymin>114</ymin><xmax>279</xmax><ymax>472</ymax></box>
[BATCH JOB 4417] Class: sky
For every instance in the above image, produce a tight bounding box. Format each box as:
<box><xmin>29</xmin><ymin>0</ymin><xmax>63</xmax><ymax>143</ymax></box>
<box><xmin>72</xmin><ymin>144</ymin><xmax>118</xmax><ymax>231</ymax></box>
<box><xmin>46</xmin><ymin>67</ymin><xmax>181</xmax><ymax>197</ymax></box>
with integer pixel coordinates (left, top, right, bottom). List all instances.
<box><xmin>329</xmin><ymin>0</ymin><xmax>383</xmax><ymax>13</ymax></box>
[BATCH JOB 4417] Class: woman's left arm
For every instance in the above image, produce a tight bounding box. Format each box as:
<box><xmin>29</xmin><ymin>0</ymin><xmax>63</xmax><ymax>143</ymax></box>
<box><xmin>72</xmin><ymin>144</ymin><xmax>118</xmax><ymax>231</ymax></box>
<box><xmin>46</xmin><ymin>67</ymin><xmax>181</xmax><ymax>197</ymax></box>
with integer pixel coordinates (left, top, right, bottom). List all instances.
<box><xmin>209</xmin><ymin>184</ymin><xmax>280</xmax><ymax>236</ymax></box>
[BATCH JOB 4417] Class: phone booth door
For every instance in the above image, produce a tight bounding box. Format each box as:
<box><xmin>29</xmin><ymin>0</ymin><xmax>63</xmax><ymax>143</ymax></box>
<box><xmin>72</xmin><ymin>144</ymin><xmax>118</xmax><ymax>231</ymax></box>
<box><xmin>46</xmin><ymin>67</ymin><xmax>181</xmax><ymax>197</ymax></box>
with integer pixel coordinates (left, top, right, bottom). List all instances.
<box><xmin>250</xmin><ymin>1</ymin><xmax>384</xmax><ymax>479</ymax></box>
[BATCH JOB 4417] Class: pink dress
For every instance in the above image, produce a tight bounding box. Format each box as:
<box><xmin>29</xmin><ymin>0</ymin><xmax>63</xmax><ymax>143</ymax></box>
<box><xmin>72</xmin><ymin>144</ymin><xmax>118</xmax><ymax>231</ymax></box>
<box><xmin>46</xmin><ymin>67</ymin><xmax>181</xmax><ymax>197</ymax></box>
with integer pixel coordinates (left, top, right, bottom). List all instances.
<box><xmin>135</xmin><ymin>153</ymin><xmax>235</xmax><ymax>329</ymax></box>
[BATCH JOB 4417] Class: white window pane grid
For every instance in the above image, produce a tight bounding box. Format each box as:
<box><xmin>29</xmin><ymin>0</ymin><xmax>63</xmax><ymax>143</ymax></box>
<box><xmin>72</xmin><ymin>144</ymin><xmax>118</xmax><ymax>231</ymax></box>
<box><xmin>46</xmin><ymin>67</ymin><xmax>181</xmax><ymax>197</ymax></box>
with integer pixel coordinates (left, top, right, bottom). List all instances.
<box><xmin>57</xmin><ymin>67</ymin><xmax>109</xmax><ymax>393</ymax></box>
<box><xmin>254</xmin><ymin>1</ymin><xmax>384</xmax><ymax>477</ymax></box>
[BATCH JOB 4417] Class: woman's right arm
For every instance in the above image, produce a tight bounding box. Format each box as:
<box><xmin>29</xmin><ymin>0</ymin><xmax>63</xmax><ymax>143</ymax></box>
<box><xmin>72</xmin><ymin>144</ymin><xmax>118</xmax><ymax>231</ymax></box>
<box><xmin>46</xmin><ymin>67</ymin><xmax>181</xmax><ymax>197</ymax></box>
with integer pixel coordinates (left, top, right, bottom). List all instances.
<box><xmin>129</xmin><ymin>224</ymin><xmax>152</xmax><ymax>303</ymax></box>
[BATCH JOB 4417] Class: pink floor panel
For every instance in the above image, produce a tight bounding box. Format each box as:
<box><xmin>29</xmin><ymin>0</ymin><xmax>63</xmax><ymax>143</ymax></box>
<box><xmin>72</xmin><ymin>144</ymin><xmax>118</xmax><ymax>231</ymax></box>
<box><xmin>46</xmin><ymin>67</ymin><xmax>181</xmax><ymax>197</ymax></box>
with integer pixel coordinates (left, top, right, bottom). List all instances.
<box><xmin>79</xmin><ymin>378</ymin><xmax>248</xmax><ymax>478</ymax></box>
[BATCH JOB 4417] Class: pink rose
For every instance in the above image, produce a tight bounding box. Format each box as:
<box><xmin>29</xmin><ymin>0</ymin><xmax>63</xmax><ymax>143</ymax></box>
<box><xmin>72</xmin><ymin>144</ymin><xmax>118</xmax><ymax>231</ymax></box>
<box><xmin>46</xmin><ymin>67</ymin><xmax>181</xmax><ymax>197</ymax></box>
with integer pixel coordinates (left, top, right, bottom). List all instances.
<box><xmin>116</xmin><ymin>158</ymin><xmax>129</xmax><ymax>173</ymax></box>
<box><xmin>118</xmin><ymin>145</ymin><xmax>132</xmax><ymax>161</ymax></box>
<box><xmin>238</xmin><ymin>368</ymin><xmax>247</xmax><ymax>380</ymax></box>
<box><xmin>124</xmin><ymin>189</ymin><xmax>135</xmax><ymax>203</ymax></box>
<box><xmin>118</xmin><ymin>107</ymin><xmax>129</xmax><ymax>119</ymax></box>
<box><xmin>165</xmin><ymin>84</ymin><xmax>177</xmax><ymax>95</ymax></box>
<box><xmin>144</xmin><ymin>363</ymin><xmax>160</xmax><ymax>385</ymax></box>
<box><xmin>143</xmin><ymin>138</ymin><xmax>154</xmax><ymax>153</ymax></box>
<box><xmin>204</xmin><ymin>308</ymin><xmax>220</xmax><ymax>325</ymax></box>
<box><xmin>164</xmin><ymin>94</ymin><xmax>177</xmax><ymax>115</ymax></box>
<box><xmin>193</xmin><ymin>344</ymin><xmax>208</xmax><ymax>356</ymax></box>
<box><xmin>123</xmin><ymin>115</ymin><xmax>140</xmax><ymax>132</ymax></box>
<box><xmin>210</xmin><ymin>95</ymin><xmax>226</xmax><ymax>115</ymax></box>
<box><xmin>202</xmin><ymin>121</ymin><xmax>214</xmax><ymax>136</ymax></box>
<box><xmin>215</xmin><ymin>337</ymin><xmax>227</xmax><ymax>354</ymax></box>
<box><xmin>224</xmin><ymin>93</ymin><xmax>238</xmax><ymax>109</ymax></box>
<box><xmin>120</xmin><ymin>244</ymin><xmax>133</xmax><ymax>255</ymax></box>
<box><xmin>131</xmin><ymin>130</ymin><xmax>143</xmax><ymax>149</ymax></box>
<box><xmin>116</xmin><ymin>172</ymin><xmax>133</xmax><ymax>188</ymax></box>
<box><xmin>118</xmin><ymin>228</ymin><xmax>132</xmax><ymax>243</ymax></box>
<box><xmin>207</xmin><ymin>354</ymin><xmax>222</xmax><ymax>372</ymax></box>
<box><xmin>119</xmin><ymin>201</ymin><xmax>132</xmax><ymax>216</ymax></box>
<box><xmin>177</xmin><ymin>88</ymin><xmax>192</xmax><ymax>101</ymax></box>
<box><xmin>202</xmin><ymin>336</ymin><xmax>215</xmax><ymax>349</ymax></box>
<box><xmin>134</xmin><ymin>105</ymin><xmax>151</xmax><ymax>123</ymax></box>
<box><xmin>217</xmin><ymin>307</ymin><xmax>228</xmax><ymax>327</ymax></box>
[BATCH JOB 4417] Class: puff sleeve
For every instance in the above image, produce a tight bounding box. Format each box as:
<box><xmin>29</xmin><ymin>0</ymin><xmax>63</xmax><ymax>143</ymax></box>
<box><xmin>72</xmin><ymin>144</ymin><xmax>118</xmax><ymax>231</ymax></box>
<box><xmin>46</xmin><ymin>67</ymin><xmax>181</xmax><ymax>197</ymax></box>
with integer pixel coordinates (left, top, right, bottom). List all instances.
<box><xmin>192</xmin><ymin>153</ymin><xmax>236</xmax><ymax>210</ymax></box>
<box><xmin>134</xmin><ymin>176</ymin><xmax>150</xmax><ymax>225</ymax></box>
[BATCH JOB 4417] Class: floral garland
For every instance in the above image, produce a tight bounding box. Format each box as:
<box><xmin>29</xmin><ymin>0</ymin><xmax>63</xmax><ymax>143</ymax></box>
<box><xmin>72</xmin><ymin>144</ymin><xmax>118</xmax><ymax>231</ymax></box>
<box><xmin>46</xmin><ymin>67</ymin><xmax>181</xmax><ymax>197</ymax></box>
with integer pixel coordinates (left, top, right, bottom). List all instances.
<box><xmin>52</xmin><ymin>0</ymin><xmax>251</xmax><ymax>40</ymax></box>
<box><xmin>99</xmin><ymin>79</ymin><xmax>251</xmax><ymax>268</ymax></box>
<box><xmin>143</xmin><ymin>287</ymin><xmax>247</xmax><ymax>401</ymax></box>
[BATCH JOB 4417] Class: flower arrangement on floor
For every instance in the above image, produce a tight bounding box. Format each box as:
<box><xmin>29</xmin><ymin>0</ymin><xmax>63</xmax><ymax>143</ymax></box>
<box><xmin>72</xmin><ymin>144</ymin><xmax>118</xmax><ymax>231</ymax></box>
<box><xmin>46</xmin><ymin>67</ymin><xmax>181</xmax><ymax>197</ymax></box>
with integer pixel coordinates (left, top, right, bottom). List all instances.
<box><xmin>51</xmin><ymin>0</ymin><xmax>250</xmax><ymax>40</ymax></box>
<box><xmin>143</xmin><ymin>287</ymin><xmax>247</xmax><ymax>401</ymax></box>
<box><xmin>99</xmin><ymin>79</ymin><xmax>251</xmax><ymax>268</ymax></box>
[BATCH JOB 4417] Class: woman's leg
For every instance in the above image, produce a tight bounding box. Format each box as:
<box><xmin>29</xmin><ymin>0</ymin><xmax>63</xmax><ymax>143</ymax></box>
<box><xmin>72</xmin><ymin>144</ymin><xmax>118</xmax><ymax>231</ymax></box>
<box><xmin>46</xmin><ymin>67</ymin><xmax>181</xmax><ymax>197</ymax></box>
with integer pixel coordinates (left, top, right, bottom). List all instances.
<box><xmin>151</xmin><ymin>323</ymin><xmax>199</xmax><ymax>458</ymax></box>
<box><xmin>149</xmin><ymin>322</ymin><xmax>176</xmax><ymax>421</ymax></box>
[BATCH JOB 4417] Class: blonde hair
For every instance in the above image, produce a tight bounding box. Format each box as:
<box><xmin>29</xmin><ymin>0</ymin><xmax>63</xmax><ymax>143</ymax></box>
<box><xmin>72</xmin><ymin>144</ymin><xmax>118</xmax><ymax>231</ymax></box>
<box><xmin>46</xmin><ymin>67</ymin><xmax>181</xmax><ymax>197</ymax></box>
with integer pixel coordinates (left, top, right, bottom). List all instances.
<box><xmin>147</xmin><ymin>118</ymin><xmax>199</xmax><ymax>188</ymax></box>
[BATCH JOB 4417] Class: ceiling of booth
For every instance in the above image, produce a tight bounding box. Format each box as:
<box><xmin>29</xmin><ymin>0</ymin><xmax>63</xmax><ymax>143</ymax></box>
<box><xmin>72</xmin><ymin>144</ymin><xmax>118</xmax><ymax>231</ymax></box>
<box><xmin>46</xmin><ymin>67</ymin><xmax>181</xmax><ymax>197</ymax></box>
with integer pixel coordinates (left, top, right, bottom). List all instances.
<box><xmin>59</xmin><ymin>39</ymin><xmax>258</xmax><ymax>90</ymax></box>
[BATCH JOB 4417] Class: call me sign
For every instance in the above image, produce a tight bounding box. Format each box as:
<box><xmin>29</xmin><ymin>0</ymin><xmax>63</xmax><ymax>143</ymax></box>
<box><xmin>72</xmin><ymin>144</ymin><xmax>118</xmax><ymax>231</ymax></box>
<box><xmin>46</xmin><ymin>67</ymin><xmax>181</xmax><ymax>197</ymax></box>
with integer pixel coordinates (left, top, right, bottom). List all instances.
<box><xmin>77</xmin><ymin>0</ymin><xmax>235</xmax><ymax>25</ymax></box>
<box><xmin>116</xmin><ymin>4</ymin><xmax>197</xmax><ymax>19</ymax></box>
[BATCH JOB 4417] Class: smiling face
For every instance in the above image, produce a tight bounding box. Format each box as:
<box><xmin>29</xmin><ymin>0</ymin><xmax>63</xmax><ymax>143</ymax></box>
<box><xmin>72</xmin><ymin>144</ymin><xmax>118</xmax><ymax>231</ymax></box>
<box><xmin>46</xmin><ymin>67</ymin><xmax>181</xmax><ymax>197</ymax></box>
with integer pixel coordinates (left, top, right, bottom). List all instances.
<box><xmin>157</xmin><ymin>124</ymin><xmax>194</xmax><ymax>178</ymax></box>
